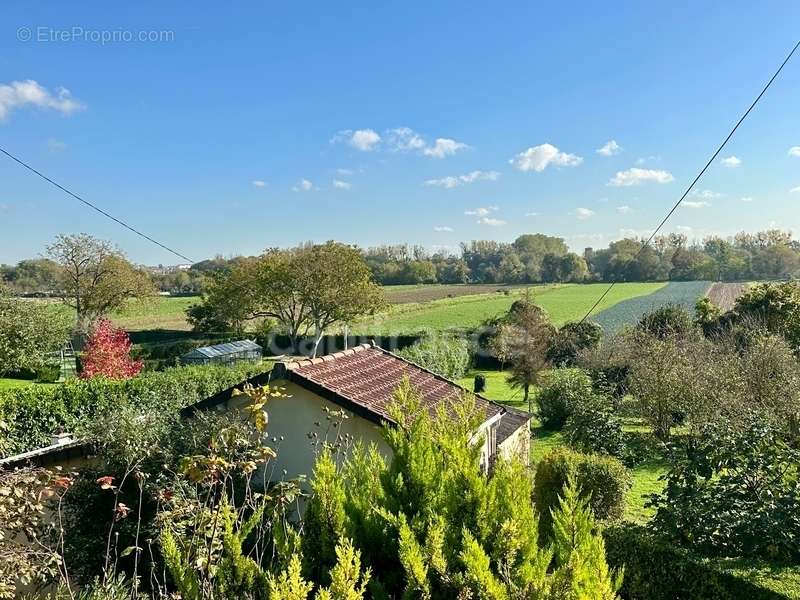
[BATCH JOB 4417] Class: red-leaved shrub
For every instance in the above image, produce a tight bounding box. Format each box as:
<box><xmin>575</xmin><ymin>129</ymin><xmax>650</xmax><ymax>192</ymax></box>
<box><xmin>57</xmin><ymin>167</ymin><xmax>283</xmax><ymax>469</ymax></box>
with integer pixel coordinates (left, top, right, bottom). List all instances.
<box><xmin>80</xmin><ymin>318</ymin><xmax>142</xmax><ymax>379</ymax></box>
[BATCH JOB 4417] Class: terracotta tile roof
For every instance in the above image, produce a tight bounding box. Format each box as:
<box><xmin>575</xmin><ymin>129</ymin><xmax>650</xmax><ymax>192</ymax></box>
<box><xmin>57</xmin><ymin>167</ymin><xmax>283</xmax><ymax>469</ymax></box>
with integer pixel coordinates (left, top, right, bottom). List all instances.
<box><xmin>276</xmin><ymin>343</ymin><xmax>504</xmax><ymax>425</ymax></box>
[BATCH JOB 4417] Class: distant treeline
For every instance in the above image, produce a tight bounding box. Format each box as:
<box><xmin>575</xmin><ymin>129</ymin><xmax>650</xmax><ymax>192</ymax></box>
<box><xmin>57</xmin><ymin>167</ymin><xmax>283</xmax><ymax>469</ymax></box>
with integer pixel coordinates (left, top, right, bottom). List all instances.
<box><xmin>362</xmin><ymin>229</ymin><xmax>800</xmax><ymax>285</ymax></box>
<box><xmin>3</xmin><ymin>229</ymin><xmax>799</xmax><ymax>295</ymax></box>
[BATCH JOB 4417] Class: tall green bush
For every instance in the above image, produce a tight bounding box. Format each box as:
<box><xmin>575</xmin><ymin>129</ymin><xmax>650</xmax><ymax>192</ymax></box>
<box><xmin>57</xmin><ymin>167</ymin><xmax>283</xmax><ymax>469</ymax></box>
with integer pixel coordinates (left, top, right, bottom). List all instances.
<box><xmin>535</xmin><ymin>367</ymin><xmax>595</xmax><ymax>429</ymax></box>
<box><xmin>301</xmin><ymin>379</ymin><xmax>622</xmax><ymax>598</ymax></box>
<box><xmin>0</xmin><ymin>362</ymin><xmax>265</xmax><ymax>457</ymax></box>
<box><xmin>563</xmin><ymin>393</ymin><xmax>626</xmax><ymax>460</ymax></box>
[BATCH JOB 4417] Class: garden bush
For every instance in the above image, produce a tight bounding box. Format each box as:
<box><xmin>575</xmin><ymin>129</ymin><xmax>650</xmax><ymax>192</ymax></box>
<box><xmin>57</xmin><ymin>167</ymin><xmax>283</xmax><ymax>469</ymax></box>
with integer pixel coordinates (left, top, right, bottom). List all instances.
<box><xmin>649</xmin><ymin>411</ymin><xmax>800</xmax><ymax>561</ymax></box>
<box><xmin>0</xmin><ymin>361</ymin><xmax>265</xmax><ymax>457</ymax></box>
<box><xmin>563</xmin><ymin>392</ymin><xmax>627</xmax><ymax>460</ymax></box>
<box><xmin>396</xmin><ymin>332</ymin><xmax>471</xmax><ymax>379</ymax></box>
<box><xmin>533</xmin><ymin>447</ymin><xmax>630</xmax><ymax>544</ymax></box>
<box><xmin>603</xmin><ymin>524</ymin><xmax>790</xmax><ymax>600</ymax></box>
<box><xmin>535</xmin><ymin>367</ymin><xmax>595</xmax><ymax>429</ymax></box>
<box><xmin>546</xmin><ymin>320</ymin><xmax>602</xmax><ymax>366</ymax></box>
<box><xmin>636</xmin><ymin>303</ymin><xmax>696</xmax><ymax>340</ymax></box>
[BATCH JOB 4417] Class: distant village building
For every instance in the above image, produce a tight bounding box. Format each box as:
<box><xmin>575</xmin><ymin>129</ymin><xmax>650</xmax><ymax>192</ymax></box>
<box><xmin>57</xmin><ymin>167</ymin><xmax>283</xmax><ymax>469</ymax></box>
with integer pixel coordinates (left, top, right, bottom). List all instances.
<box><xmin>180</xmin><ymin>340</ymin><xmax>262</xmax><ymax>366</ymax></box>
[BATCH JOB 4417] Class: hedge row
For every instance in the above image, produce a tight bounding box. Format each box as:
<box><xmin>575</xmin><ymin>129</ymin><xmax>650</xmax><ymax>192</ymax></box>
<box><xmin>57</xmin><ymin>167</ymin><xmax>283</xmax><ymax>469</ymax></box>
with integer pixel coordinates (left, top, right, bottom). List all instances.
<box><xmin>0</xmin><ymin>362</ymin><xmax>266</xmax><ymax>457</ymax></box>
<box><xmin>603</xmin><ymin>524</ymin><xmax>793</xmax><ymax>600</ymax></box>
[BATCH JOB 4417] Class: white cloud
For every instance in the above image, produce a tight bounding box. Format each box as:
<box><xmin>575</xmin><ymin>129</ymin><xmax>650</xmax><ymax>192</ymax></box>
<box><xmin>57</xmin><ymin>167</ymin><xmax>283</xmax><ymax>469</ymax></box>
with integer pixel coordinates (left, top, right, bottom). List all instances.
<box><xmin>424</xmin><ymin>170</ymin><xmax>500</xmax><ymax>188</ymax></box>
<box><xmin>682</xmin><ymin>200</ymin><xmax>711</xmax><ymax>208</ymax></box>
<box><xmin>386</xmin><ymin>127</ymin><xmax>426</xmax><ymax>152</ymax></box>
<box><xmin>608</xmin><ymin>167</ymin><xmax>674</xmax><ymax>186</ymax></box>
<box><xmin>251</xmin><ymin>180</ymin><xmax>267</xmax><ymax>188</ymax></box>
<box><xmin>332</xmin><ymin>179</ymin><xmax>351</xmax><ymax>190</ymax></box>
<box><xmin>332</xmin><ymin>129</ymin><xmax>381</xmax><ymax>151</ymax></box>
<box><xmin>741</xmin><ymin>196</ymin><xmax>754</xmax><ymax>202</ymax></box>
<box><xmin>511</xmin><ymin>143</ymin><xmax>583</xmax><ymax>172</ymax></box>
<box><xmin>575</xmin><ymin>207</ymin><xmax>595</xmax><ymax>220</ymax></box>
<box><xmin>292</xmin><ymin>179</ymin><xmax>314</xmax><ymax>192</ymax></box>
<box><xmin>0</xmin><ymin>80</ymin><xmax>85</xmax><ymax>121</ymax></box>
<box><xmin>465</xmin><ymin>206</ymin><xmax>499</xmax><ymax>217</ymax></box>
<box><xmin>675</xmin><ymin>225</ymin><xmax>693</xmax><ymax>233</ymax></box>
<box><xmin>525</xmin><ymin>211</ymin><xmax>539</xmax><ymax>217</ymax></box>
<box><xmin>689</xmin><ymin>189</ymin><xmax>722</xmax><ymax>199</ymax></box>
<box><xmin>423</xmin><ymin>137</ymin><xmax>469</xmax><ymax>158</ymax></box>
<box><xmin>46</xmin><ymin>138</ymin><xmax>67</xmax><ymax>152</ymax></box>
<box><xmin>616</xmin><ymin>205</ymin><xmax>631</xmax><ymax>214</ymax></box>
<box><xmin>791</xmin><ymin>186</ymin><xmax>800</xmax><ymax>193</ymax></box>
<box><xmin>477</xmin><ymin>217</ymin><xmax>507</xmax><ymax>226</ymax></box>
<box><xmin>433</xmin><ymin>225</ymin><xmax>454</xmax><ymax>232</ymax></box>
<box><xmin>788</xmin><ymin>147</ymin><xmax>800</xmax><ymax>157</ymax></box>
<box><xmin>336</xmin><ymin>168</ymin><xmax>354</xmax><ymax>176</ymax></box>
<box><xmin>597</xmin><ymin>140</ymin><xmax>621</xmax><ymax>156</ymax></box>
<box><xmin>721</xmin><ymin>156</ymin><xmax>742</xmax><ymax>168</ymax></box>
<box><xmin>619</xmin><ymin>228</ymin><xmax>651</xmax><ymax>239</ymax></box>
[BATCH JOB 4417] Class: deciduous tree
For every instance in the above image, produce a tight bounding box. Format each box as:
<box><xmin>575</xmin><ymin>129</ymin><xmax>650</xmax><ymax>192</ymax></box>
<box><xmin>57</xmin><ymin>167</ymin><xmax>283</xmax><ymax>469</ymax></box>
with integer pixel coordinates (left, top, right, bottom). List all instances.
<box><xmin>46</xmin><ymin>234</ymin><xmax>155</xmax><ymax>331</ymax></box>
<box><xmin>189</xmin><ymin>242</ymin><xmax>384</xmax><ymax>356</ymax></box>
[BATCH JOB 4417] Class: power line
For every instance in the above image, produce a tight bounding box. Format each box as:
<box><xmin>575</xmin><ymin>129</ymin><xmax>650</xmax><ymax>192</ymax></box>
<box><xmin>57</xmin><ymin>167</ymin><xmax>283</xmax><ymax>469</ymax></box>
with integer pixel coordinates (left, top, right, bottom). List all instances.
<box><xmin>578</xmin><ymin>38</ymin><xmax>800</xmax><ymax>324</ymax></box>
<box><xmin>0</xmin><ymin>147</ymin><xmax>196</xmax><ymax>264</ymax></box>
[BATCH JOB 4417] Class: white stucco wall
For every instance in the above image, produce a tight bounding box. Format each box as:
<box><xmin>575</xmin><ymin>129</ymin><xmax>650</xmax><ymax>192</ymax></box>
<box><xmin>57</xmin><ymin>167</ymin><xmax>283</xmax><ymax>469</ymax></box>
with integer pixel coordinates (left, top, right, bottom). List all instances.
<box><xmin>225</xmin><ymin>380</ymin><xmax>392</xmax><ymax>483</ymax></box>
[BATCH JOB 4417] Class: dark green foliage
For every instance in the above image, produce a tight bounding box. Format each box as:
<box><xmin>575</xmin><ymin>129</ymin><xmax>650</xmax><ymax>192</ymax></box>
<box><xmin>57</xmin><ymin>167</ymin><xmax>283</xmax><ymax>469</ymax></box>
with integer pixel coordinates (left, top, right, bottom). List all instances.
<box><xmin>535</xmin><ymin>367</ymin><xmax>595</xmax><ymax>430</ymax></box>
<box><xmin>636</xmin><ymin>303</ymin><xmax>695</xmax><ymax>340</ymax></box>
<box><xmin>564</xmin><ymin>393</ymin><xmax>627</xmax><ymax>460</ymax></box>
<box><xmin>395</xmin><ymin>333</ymin><xmax>471</xmax><ymax>380</ymax></box>
<box><xmin>649</xmin><ymin>412</ymin><xmax>800</xmax><ymax>560</ymax></box>
<box><xmin>603</xmin><ymin>525</ymin><xmax>791</xmax><ymax>600</ymax></box>
<box><xmin>533</xmin><ymin>448</ymin><xmax>631</xmax><ymax>544</ymax></box>
<box><xmin>0</xmin><ymin>362</ymin><xmax>264</xmax><ymax>457</ymax></box>
<box><xmin>546</xmin><ymin>321</ymin><xmax>603</xmax><ymax>366</ymax></box>
<box><xmin>60</xmin><ymin>468</ymin><xmax>159</xmax><ymax>586</ymax></box>
<box><xmin>734</xmin><ymin>282</ymin><xmax>800</xmax><ymax>351</ymax></box>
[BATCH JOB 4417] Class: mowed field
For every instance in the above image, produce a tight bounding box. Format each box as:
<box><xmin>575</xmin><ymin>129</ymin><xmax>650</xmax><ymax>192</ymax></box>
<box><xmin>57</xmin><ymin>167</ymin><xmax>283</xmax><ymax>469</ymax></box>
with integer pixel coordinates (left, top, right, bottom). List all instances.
<box><xmin>104</xmin><ymin>280</ymin><xmax>746</xmax><ymax>336</ymax></box>
<box><xmin>591</xmin><ymin>281</ymin><xmax>712</xmax><ymax>334</ymax></box>
<box><xmin>109</xmin><ymin>296</ymin><xmax>198</xmax><ymax>331</ymax></box>
<box><xmin>350</xmin><ymin>282</ymin><xmax>665</xmax><ymax>334</ymax></box>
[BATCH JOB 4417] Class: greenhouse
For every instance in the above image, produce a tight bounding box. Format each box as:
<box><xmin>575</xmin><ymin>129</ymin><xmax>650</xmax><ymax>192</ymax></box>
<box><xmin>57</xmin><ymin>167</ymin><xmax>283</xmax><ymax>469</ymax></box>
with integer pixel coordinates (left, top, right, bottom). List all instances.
<box><xmin>180</xmin><ymin>339</ymin><xmax>262</xmax><ymax>366</ymax></box>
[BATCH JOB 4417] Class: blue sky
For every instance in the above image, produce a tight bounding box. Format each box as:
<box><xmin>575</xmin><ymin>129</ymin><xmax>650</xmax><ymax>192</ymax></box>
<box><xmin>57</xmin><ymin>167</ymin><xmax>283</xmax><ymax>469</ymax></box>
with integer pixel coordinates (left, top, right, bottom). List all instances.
<box><xmin>1</xmin><ymin>1</ymin><xmax>799</xmax><ymax>265</ymax></box>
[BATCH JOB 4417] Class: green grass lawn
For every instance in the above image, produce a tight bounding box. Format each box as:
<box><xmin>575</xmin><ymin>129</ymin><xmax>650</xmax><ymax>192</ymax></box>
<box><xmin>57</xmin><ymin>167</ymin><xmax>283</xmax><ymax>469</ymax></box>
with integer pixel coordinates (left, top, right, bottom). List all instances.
<box><xmin>110</xmin><ymin>296</ymin><xmax>199</xmax><ymax>331</ymax></box>
<box><xmin>0</xmin><ymin>377</ymin><xmax>54</xmax><ymax>391</ymax></box>
<box><xmin>353</xmin><ymin>282</ymin><xmax>665</xmax><ymax>335</ymax></box>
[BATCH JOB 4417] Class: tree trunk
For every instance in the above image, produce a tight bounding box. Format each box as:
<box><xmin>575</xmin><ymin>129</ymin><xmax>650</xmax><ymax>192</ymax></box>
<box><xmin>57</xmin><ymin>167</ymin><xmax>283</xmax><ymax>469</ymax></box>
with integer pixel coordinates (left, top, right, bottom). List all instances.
<box><xmin>524</xmin><ymin>383</ymin><xmax>531</xmax><ymax>415</ymax></box>
<box><xmin>311</xmin><ymin>323</ymin><xmax>324</xmax><ymax>358</ymax></box>
<box><xmin>288</xmin><ymin>332</ymin><xmax>300</xmax><ymax>356</ymax></box>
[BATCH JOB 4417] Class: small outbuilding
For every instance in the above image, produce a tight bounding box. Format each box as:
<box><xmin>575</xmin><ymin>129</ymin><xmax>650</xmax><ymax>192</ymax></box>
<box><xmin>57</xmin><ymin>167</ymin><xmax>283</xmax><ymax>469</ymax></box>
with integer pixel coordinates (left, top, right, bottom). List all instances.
<box><xmin>180</xmin><ymin>340</ymin><xmax>262</xmax><ymax>366</ymax></box>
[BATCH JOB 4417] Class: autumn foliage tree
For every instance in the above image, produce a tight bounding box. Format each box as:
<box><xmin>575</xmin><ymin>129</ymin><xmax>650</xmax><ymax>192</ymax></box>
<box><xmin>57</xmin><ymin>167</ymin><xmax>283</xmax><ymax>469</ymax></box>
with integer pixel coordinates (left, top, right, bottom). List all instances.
<box><xmin>80</xmin><ymin>318</ymin><xmax>142</xmax><ymax>379</ymax></box>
